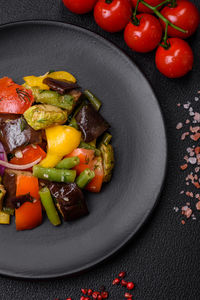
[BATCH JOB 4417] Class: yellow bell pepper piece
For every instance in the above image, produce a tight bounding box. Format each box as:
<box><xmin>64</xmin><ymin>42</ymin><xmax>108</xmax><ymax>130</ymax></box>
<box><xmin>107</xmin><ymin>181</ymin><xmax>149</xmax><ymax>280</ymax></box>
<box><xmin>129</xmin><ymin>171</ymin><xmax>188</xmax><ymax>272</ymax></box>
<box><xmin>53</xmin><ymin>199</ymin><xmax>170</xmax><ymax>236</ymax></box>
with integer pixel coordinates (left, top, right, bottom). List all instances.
<box><xmin>40</xmin><ymin>125</ymin><xmax>81</xmax><ymax>168</ymax></box>
<box><xmin>0</xmin><ymin>211</ymin><xmax>10</xmax><ymax>224</ymax></box>
<box><xmin>23</xmin><ymin>71</ymin><xmax>76</xmax><ymax>90</ymax></box>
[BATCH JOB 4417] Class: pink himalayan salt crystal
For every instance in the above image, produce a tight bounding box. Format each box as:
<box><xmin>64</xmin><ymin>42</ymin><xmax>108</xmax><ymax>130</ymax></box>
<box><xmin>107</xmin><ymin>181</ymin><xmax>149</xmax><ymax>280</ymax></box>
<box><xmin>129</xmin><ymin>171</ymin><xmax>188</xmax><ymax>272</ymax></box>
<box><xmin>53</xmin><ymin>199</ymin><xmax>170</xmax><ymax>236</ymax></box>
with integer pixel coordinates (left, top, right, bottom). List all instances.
<box><xmin>177</xmin><ymin>103</ymin><xmax>181</xmax><ymax>107</ymax></box>
<box><xmin>190</xmin><ymin>126</ymin><xmax>200</xmax><ymax>133</ymax></box>
<box><xmin>195</xmin><ymin>194</ymin><xmax>200</xmax><ymax>198</ymax></box>
<box><xmin>195</xmin><ymin>167</ymin><xmax>200</xmax><ymax>173</ymax></box>
<box><xmin>196</xmin><ymin>201</ymin><xmax>200</xmax><ymax>210</ymax></box>
<box><xmin>190</xmin><ymin>133</ymin><xmax>200</xmax><ymax>141</ymax></box>
<box><xmin>186</xmin><ymin>119</ymin><xmax>190</xmax><ymax>124</ymax></box>
<box><xmin>183</xmin><ymin>102</ymin><xmax>190</xmax><ymax>109</ymax></box>
<box><xmin>176</xmin><ymin>122</ymin><xmax>183</xmax><ymax>130</ymax></box>
<box><xmin>181</xmin><ymin>132</ymin><xmax>189</xmax><ymax>140</ymax></box>
<box><xmin>185</xmin><ymin>191</ymin><xmax>193</xmax><ymax>197</ymax></box>
<box><xmin>182</xmin><ymin>207</ymin><xmax>192</xmax><ymax>218</ymax></box>
<box><xmin>194</xmin><ymin>112</ymin><xmax>200</xmax><ymax>122</ymax></box>
<box><xmin>188</xmin><ymin>157</ymin><xmax>197</xmax><ymax>164</ymax></box>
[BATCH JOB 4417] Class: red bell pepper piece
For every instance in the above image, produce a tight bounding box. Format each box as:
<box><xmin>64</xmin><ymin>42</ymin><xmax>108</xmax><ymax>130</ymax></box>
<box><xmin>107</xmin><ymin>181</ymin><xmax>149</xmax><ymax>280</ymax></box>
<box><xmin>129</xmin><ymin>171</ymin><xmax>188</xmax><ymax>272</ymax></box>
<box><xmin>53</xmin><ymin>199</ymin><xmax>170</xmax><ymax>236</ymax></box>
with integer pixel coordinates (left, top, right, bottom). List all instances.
<box><xmin>15</xmin><ymin>201</ymin><xmax>42</xmax><ymax>231</ymax></box>
<box><xmin>0</xmin><ymin>77</ymin><xmax>34</xmax><ymax>114</ymax></box>
<box><xmin>16</xmin><ymin>174</ymin><xmax>40</xmax><ymax>200</ymax></box>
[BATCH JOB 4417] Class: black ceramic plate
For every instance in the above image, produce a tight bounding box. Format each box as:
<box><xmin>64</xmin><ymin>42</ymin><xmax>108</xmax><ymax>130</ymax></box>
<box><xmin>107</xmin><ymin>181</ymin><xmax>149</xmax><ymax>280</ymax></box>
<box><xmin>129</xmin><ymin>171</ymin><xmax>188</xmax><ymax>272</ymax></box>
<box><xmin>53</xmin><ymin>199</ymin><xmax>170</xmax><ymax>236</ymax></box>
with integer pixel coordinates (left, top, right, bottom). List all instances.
<box><xmin>0</xmin><ymin>21</ymin><xmax>167</xmax><ymax>278</ymax></box>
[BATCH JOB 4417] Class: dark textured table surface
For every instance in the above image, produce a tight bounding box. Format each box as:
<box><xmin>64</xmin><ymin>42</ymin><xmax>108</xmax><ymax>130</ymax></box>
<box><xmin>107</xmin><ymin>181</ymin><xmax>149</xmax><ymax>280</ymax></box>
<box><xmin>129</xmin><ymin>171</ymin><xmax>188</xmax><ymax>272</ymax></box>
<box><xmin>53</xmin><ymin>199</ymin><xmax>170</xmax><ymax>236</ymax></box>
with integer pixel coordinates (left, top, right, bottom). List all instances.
<box><xmin>0</xmin><ymin>1</ymin><xmax>200</xmax><ymax>299</ymax></box>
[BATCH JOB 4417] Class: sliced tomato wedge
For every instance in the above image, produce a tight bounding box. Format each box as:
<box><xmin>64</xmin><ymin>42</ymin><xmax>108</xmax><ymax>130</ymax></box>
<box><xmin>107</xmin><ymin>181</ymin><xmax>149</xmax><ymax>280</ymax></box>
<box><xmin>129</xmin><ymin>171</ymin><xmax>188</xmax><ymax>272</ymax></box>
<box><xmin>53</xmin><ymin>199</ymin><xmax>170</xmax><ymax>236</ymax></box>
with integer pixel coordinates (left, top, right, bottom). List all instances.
<box><xmin>10</xmin><ymin>145</ymin><xmax>46</xmax><ymax>170</ymax></box>
<box><xmin>67</xmin><ymin>148</ymin><xmax>104</xmax><ymax>192</ymax></box>
<box><xmin>66</xmin><ymin>148</ymin><xmax>95</xmax><ymax>175</ymax></box>
<box><xmin>85</xmin><ymin>157</ymin><xmax>104</xmax><ymax>193</ymax></box>
<box><xmin>0</xmin><ymin>77</ymin><xmax>34</xmax><ymax>114</ymax></box>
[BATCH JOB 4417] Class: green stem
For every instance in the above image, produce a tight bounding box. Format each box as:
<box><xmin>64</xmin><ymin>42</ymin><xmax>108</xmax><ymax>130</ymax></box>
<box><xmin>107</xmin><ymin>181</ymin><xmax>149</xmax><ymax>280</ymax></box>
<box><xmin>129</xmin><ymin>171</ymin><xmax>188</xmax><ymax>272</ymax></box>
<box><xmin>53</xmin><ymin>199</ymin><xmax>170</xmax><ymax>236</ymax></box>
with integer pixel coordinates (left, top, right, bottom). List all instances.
<box><xmin>133</xmin><ymin>0</ymin><xmax>140</xmax><ymax>19</ymax></box>
<box><xmin>155</xmin><ymin>0</ymin><xmax>171</xmax><ymax>9</ymax></box>
<box><xmin>105</xmin><ymin>0</ymin><xmax>113</xmax><ymax>3</ymax></box>
<box><xmin>140</xmin><ymin>0</ymin><xmax>187</xmax><ymax>34</ymax></box>
<box><xmin>132</xmin><ymin>0</ymin><xmax>141</xmax><ymax>25</ymax></box>
<box><xmin>162</xmin><ymin>22</ymin><xmax>170</xmax><ymax>49</ymax></box>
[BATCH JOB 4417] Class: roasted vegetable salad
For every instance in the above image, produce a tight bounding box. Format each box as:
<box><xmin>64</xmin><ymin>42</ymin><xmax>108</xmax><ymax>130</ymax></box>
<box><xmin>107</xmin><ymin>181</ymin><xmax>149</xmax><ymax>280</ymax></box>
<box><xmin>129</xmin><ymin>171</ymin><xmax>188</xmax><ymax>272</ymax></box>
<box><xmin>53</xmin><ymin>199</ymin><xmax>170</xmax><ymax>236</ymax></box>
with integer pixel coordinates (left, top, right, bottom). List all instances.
<box><xmin>0</xmin><ymin>71</ymin><xmax>114</xmax><ymax>230</ymax></box>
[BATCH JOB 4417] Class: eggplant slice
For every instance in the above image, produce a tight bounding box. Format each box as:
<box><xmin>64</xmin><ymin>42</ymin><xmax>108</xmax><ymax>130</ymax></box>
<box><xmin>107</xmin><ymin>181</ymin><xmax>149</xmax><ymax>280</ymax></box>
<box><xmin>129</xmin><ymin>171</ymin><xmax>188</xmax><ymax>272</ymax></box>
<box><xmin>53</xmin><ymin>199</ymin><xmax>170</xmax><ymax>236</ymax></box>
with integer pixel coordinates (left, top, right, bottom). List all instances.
<box><xmin>43</xmin><ymin>78</ymin><xmax>79</xmax><ymax>95</ymax></box>
<box><xmin>0</xmin><ymin>114</ymin><xmax>42</xmax><ymax>154</ymax></box>
<box><xmin>75</xmin><ymin>104</ymin><xmax>109</xmax><ymax>142</ymax></box>
<box><xmin>39</xmin><ymin>181</ymin><xmax>88</xmax><ymax>221</ymax></box>
<box><xmin>2</xmin><ymin>169</ymin><xmax>33</xmax><ymax>209</ymax></box>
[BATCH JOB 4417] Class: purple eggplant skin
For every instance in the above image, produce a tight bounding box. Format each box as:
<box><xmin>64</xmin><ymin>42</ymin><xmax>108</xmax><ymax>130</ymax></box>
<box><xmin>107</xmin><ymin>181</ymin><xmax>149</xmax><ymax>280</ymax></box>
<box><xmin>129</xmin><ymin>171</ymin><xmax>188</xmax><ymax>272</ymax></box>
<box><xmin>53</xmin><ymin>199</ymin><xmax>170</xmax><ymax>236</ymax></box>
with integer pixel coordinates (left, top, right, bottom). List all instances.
<box><xmin>10</xmin><ymin>194</ymin><xmax>33</xmax><ymax>209</ymax></box>
<box><xmin>39</xmin><ymin>181</ymin><xmax>88</xmax><ymax>221</ymax></box>
<box><xmin>43</xmin><ymin>78</ymin><xmax>79</xmax><ymax>95</ymax></box>
<box><xmin>3</xmin><ymin>169</ymin><xmax>34</xmax><ymax>209</ymax></box>
<box><xmin>0</xmin><ymin>114</ymin><xmax>42</xmax><ymax>154</ymax></box>
<box><xmin>2</xmin><ymin>169</ymin><xmax>16</xmax><ymax>208</ymax></box>
<box><xmin>75</xmin><ymin>104</ymin><xmax>110</xmax><ymax>143</ymax></box>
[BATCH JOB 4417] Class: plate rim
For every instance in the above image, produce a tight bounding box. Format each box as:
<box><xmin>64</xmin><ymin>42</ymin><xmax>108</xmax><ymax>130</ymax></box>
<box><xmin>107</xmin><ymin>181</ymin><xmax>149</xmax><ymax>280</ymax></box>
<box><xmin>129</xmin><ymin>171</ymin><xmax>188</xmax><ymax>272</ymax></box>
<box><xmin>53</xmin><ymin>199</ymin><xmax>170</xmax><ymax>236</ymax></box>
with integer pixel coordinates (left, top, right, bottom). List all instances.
<box><xmin>0</xmin><ymin>20</ymin><xmax>168</xmax><ymax>279</ymax></box>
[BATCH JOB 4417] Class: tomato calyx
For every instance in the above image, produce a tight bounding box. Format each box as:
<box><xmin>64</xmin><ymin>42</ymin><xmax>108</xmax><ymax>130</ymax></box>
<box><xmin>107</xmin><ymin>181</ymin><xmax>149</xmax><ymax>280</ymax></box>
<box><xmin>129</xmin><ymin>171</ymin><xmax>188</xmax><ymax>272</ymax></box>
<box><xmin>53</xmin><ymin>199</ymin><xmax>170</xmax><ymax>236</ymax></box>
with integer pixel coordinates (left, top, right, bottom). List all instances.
<box><xmin>105</xmin><ymin>0</ymin><xmax>113</xmax><ymax>3</ymax></box>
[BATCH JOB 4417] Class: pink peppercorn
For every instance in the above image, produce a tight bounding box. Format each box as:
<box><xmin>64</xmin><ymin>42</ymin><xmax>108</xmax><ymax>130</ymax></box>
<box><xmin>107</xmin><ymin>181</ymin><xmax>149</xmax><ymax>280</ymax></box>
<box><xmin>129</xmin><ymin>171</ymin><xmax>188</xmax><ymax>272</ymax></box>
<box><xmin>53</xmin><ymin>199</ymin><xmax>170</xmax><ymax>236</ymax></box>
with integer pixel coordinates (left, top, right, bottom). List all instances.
<box><xmin>127</xmin><ymin>282</ymin><xmax>135</xmax><ymax>290</ymax></box>
<box><xmin>121</xmin><ymin>279</ymin><xmax>127</xmax><ymax>287</ymax></box>
<box><xmin>101</xmin><ymin>291</ymin><xmax>109</xmax><ymax>299</ymax></box>
<box><xmin>112</xmin><ymin>278</ymin><xmax>120</xmax><ymax>285</ymax></box>
<box><xmin>81</xmin><ymin>289</ymin><xmax>88</xmax><ymax>295</ymax></box>
<box><xmin>119</xmin><ymin>271</ymin><xmax>126</xmax><ymax>278</ymax></box>
<box><xmin>125</xmin><ymin>293</ymin><xmax>132</xmax><ymax>298</ymax></box>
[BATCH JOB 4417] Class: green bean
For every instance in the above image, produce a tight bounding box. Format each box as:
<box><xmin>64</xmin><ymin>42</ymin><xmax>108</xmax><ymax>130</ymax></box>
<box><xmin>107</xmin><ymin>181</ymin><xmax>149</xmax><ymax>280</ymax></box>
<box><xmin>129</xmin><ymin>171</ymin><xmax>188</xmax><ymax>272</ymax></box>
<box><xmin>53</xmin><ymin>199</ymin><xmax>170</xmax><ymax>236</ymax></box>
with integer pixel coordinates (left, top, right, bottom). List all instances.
<box><xmin>69</xmin><ymin>117</ymin><xmax>78</xmax><ymax>129</ymax></box>
<box><xmin>84</xmin><ymin>90</ymin><xmax>102</xmax><ymax>111</ymax></box>
<box><xmin>69</xmin><ymin>101</ymin><xmax>85</xmax><ymax>128</ymax></box>
<box><xmin>79</xmin><ymin>141</ymin><xmax>101</xmax><ymax>156</ymax></box>
<box><xmin>2</xmin><ymin>207</ymin><xmax>14</xmax><ymax>216</ymax></box>
<box><xmin>56</xmin><ymin>157</ymin><xmax>80</xmax><ymax>169</ymax></box>
<box><xmin>76</xmin><ymin>169</ymin><xmax>95</xmax><ymax>189</ymax></box>
<box><xmin>99</xmin><ymin>132</ymin><xmax>112</xmax><ymax>146</ymax></box>
<box><xmin>33</xmin><ymin>165</ymin><xmax>76</xmax><ymax>183</ymax></box>
<box><xmin>39</xmin><ymin>187</ymin><xmax>61</xmax><ymax>226</ymax></box>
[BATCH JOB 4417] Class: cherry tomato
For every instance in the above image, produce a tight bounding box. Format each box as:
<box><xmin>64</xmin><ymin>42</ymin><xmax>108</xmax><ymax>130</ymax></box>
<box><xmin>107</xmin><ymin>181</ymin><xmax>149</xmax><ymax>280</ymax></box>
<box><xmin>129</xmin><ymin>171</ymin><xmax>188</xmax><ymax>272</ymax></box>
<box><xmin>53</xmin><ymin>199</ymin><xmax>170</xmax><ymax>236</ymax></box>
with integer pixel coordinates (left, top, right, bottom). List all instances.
<box><xmin>124</xmin><ymin>14</ymin><xmax>162</xmax><ymax>53</ymax></box>
<box><xmin>155</xmin><ymin>38</ymin><xmax>194</xmax><ymax>78</ymax></box>
<box><xmin>131</xmin><ymin>0</ymin><xmax>163</xmax><ymax>13</ymax></box>
<box><xmin>160</xmin><ymin>0</ymin><xmax>199</xmax><ymax>39</ymax></box>
<box><xmin>62</xmin><ymin>0</ymin><xmax>97</xmax><ymax>14</ymax></box>
<box><xmin>94</xmin><ymin>0</ymin><xmax>132</xmax><ymax>33</ymax></box>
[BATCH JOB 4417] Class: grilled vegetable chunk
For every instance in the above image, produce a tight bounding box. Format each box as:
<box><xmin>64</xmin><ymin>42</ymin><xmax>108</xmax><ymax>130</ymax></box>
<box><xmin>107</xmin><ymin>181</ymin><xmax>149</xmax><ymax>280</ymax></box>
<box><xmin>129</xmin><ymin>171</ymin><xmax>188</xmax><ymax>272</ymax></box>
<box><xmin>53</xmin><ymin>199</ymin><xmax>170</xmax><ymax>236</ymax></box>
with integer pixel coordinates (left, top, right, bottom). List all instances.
<box><xmin>24</xmin><ymin>84</ymin><xmax>81</xmax><ymax>111</ymax></box>
<box><xmin>0</xmin><ymin>184</ymin><xmax>6</xmax><ymax>211</ymax></box>
<box><xmin>39</xmin><ymin>181</ymin><xmax>88</xmax><ymax>221</ymax></box>
<box><xmin>2</xmin><ymin>169</ymin><xmax>33</xmax><ymax>209</ymax></box>
<box><xmin>43</xmin><ymin>78</ymin><xmax>79</xmax><ymax>95</ymax></box>
<box><xmin>75</xmin><ymin>104</ymin><xmax>109</xmax><ymax>142</ymax></box>
<box><xmin>99</xmin><ymin>143</ymin><xmax>114</xmax><ymax>182</ymax></box>
<box><xmin>0</xmin><ymin>114</ymin><xmax>42</xmax><ymax>154</ymax></box>
<box><xmin>24</xmin><ymin>104</ymin><xmax>68</xmax><ymax>130</ymax></box>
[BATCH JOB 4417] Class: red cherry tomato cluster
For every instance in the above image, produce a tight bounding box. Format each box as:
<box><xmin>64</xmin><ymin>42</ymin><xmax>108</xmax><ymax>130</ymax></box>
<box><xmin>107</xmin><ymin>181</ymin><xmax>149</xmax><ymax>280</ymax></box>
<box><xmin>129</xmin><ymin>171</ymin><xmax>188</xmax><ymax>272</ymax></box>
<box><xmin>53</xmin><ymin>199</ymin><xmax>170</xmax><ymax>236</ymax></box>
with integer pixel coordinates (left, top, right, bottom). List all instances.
<box><xmin>62</xmin><ymin>0</ymin><xmax>199</xmax><ymax>78</ymax></box>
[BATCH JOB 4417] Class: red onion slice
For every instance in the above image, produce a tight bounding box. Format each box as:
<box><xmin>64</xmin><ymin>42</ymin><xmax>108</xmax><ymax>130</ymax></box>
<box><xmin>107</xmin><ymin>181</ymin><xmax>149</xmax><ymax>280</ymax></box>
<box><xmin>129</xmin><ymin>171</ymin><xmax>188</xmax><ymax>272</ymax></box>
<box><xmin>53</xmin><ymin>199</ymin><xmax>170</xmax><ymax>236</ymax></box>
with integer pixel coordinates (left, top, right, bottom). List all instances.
<box><xmin>0</xmin><ymin>157</ymin><xmax>42</xmax><ymax>170</ymax></box>
<box><xmin>0</xmin><ymin>142</ymin><xmax>7</xmax><ymax>176</ymax></box>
